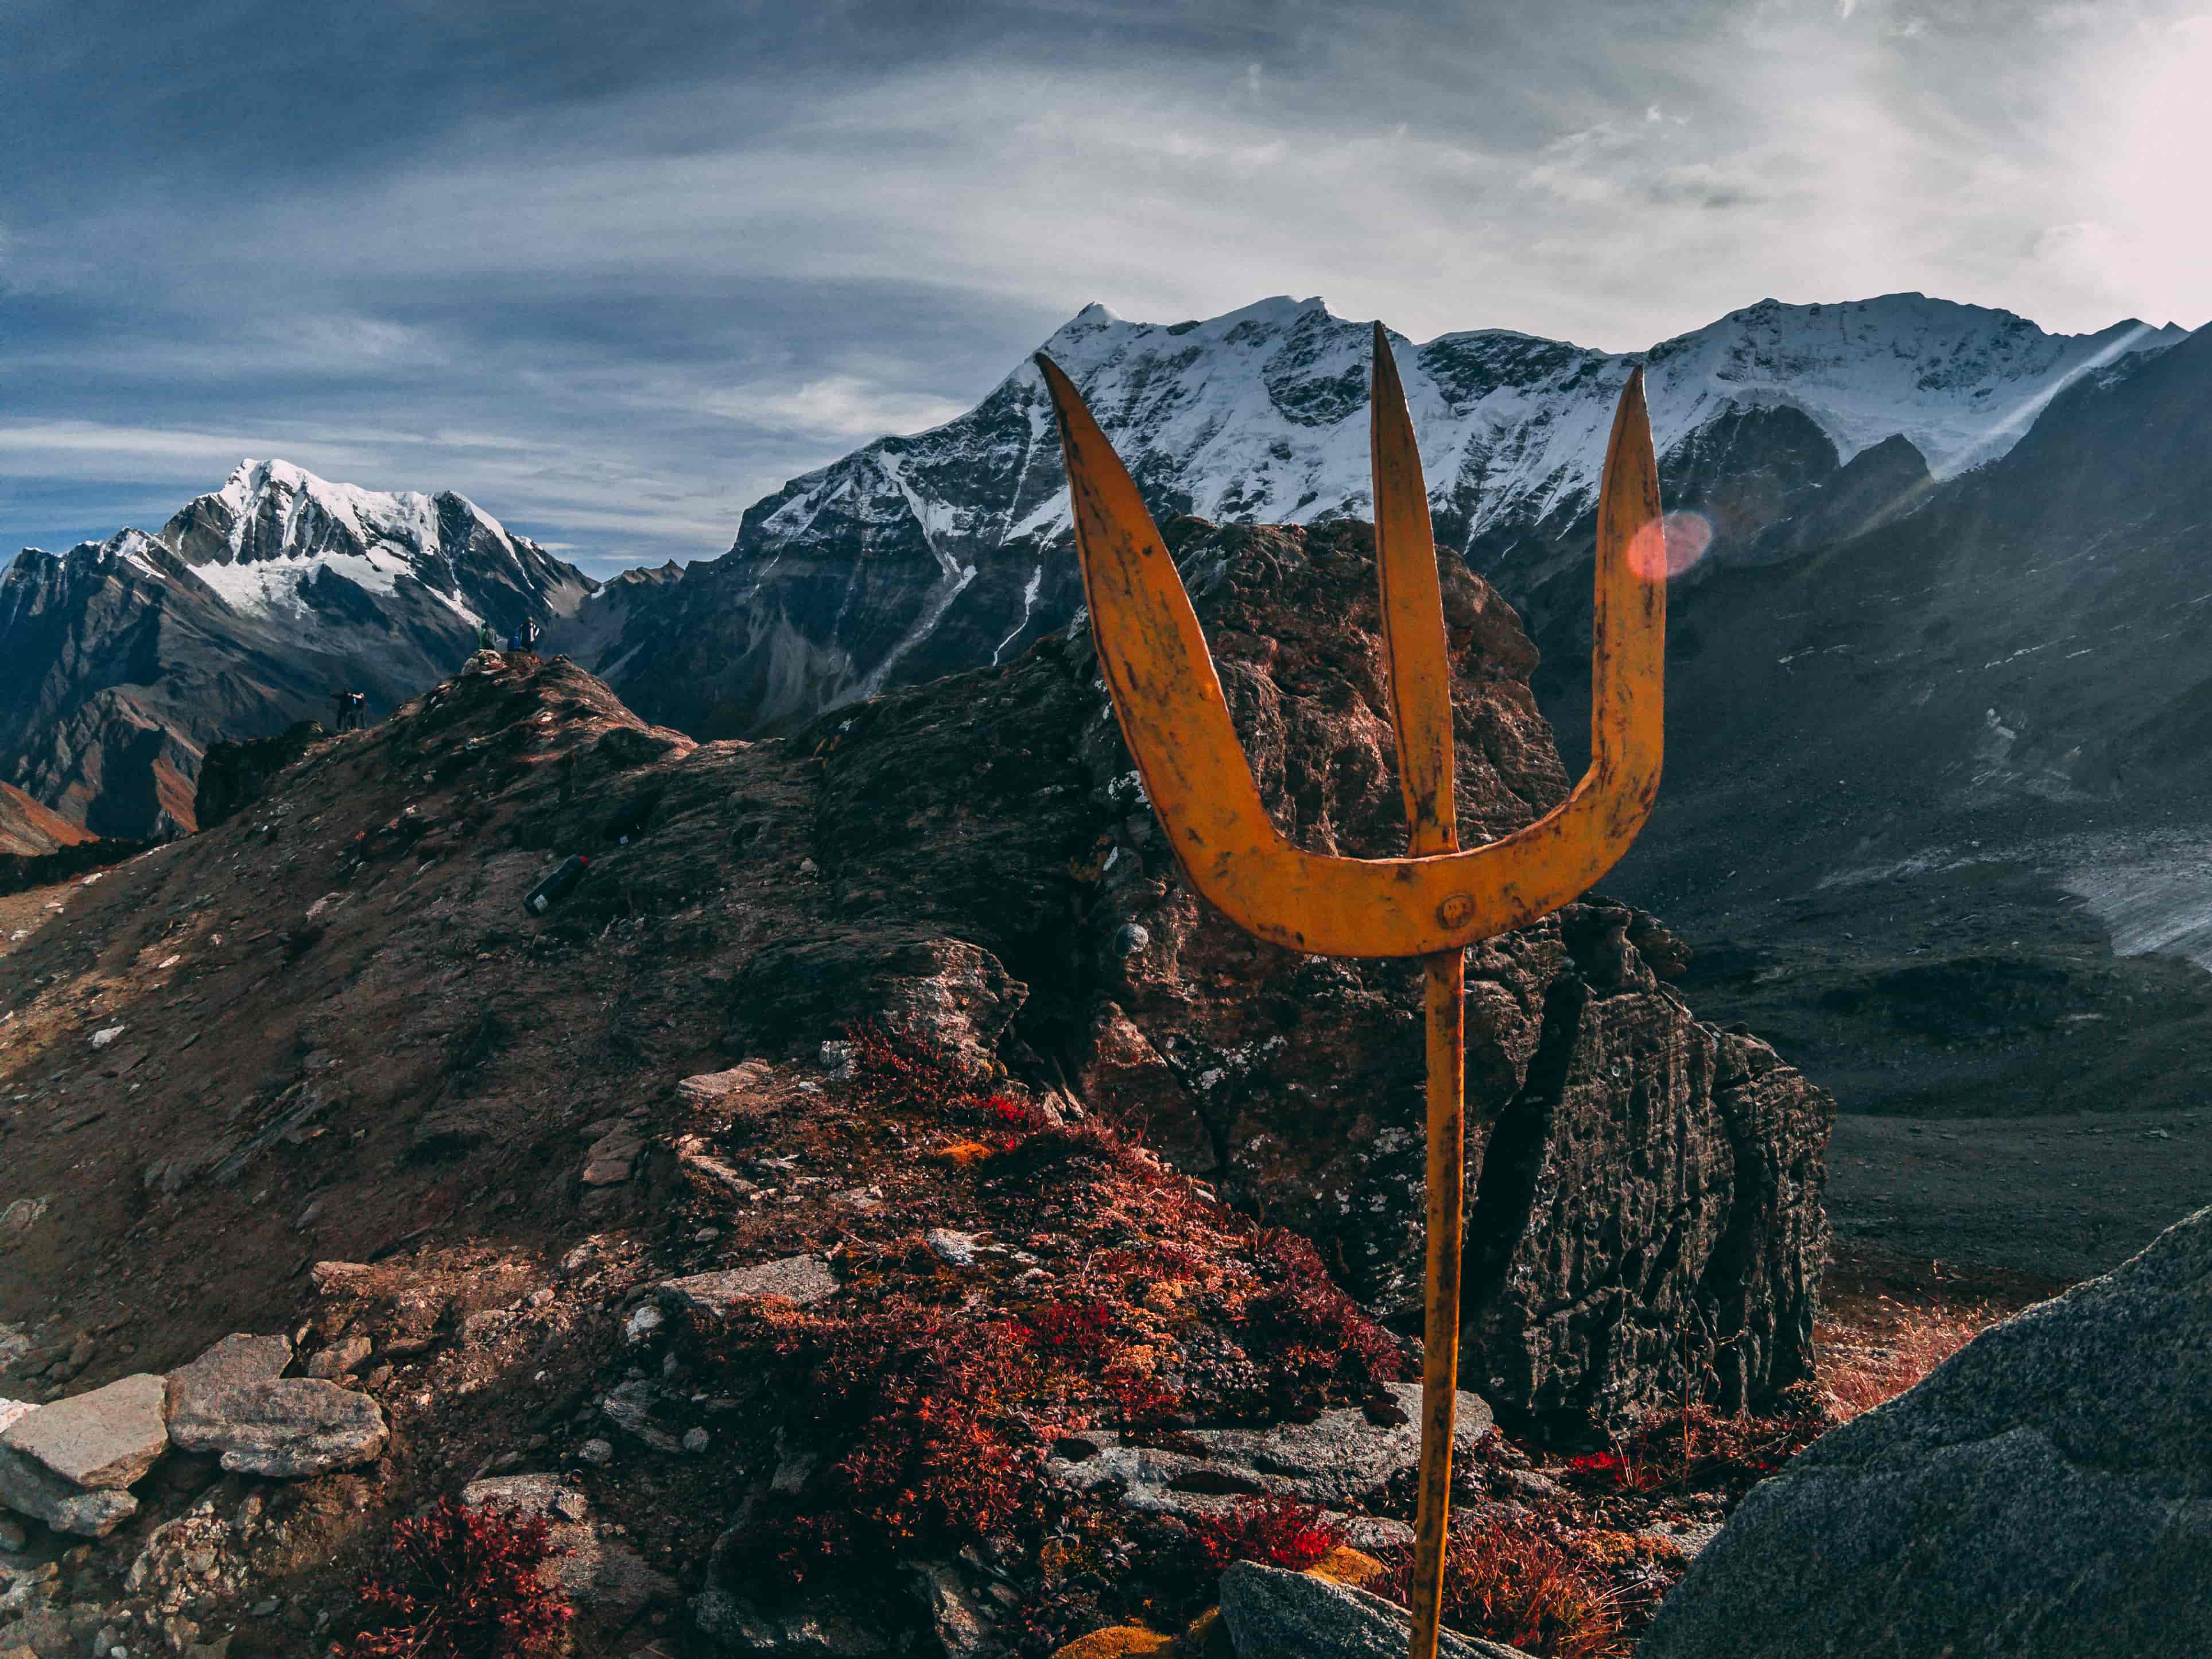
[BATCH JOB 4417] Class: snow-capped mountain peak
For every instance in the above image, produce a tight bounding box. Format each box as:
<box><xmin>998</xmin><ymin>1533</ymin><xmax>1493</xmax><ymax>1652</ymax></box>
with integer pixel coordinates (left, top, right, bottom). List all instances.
<box><xmin>1</xmin><ymin>464</ymin><xmax>598</xmax><ymax>838</ymax></box>
<box><xmin>578</xmin><ymin>289</ymin><xmax>2193</xmax><ymax>743</ymax></box>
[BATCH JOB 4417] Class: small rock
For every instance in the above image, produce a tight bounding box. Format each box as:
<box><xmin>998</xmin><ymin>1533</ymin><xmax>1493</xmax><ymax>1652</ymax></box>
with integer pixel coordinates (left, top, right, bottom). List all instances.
<box><xmin>0</xmin><ymin>1516</ymin><xmax>24</xmax><ymax>1552</ymax></box>
<box><xmin>166</xmin><ymin>1335</ymin><xmax>293</xmax><ymax>1422</ymax></box>
<box><xmin>624</xmin><ymin>1304</ymin><xmax>666</xmax><ymax>1343</ymax></box>
<box><xmin>304</xmin><ymin>1336</ymin><xmax>372</xmax><ymax>1380</ymax></box>
<box><xmin>682</xmin><ymin>1427</ymin><xmax>710</xmax><ymax>1454</ymax></box>
<box><xmin>1113</xmin><ymin>923</ymin><xmax>1150</xmax><ymax>956</ymax></box>
<box><xmin>0</xmin><ymin>1444</ymin><xmax>137</xmax><ymax>1536</ymax></box>
<box><xmin>926</xmin><ymin>1229</ymin><xmax>979</xmax><ymax>1268</ymax></box>
<box><xmin>578</xmin><ymin>1439</ymin><xmax>614</xmax><ymax>1466</ymax></box>
<box><xmin>906</xmin><ymin>1559</ymin><xmax>990</xmax><ymax>1659</ymax></box>
<box><xmin>817</xmin><ymin>1040</ymin><xmax>855</xmax><ymax>1080</ymax></box>
<box><xmin>90</xmin><ymin>1027</ymin><xmax>126</xmax><ymax>1050</ymax></box>
<box><xmin>656</xmin><ymin>1255</ymin><xmax>839</xmax><ymax>1318</ymax></box>
<box><xmin>1496</xmin><ymin>1467</ymin><xmax>1565</xmax><ymax>1501</ymax></box>
<box><xmin>167</xmin><ymin>1379</ymin><xmax>386</xmax><ymax>1477</ymax></box>
<box><xmin>675</xmin><ymin>1062</ymin><xmax>774</xmax><ymax>1114</ymax></box>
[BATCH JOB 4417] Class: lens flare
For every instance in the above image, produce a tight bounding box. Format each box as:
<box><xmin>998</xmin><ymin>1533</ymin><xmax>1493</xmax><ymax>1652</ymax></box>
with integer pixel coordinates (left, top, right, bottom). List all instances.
<box><xmin>1629</xmin><ymin>510</ymin><xmax>1714</xmax><ymax>580</ymax></box>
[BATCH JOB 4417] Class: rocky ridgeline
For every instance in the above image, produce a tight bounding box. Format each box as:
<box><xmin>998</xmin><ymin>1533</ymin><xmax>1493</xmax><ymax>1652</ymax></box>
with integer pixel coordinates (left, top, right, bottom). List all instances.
<box><xmin>0</xmin><ymin>523</ymin><xmax>1830</xmax><ymax>1655</ymax></box>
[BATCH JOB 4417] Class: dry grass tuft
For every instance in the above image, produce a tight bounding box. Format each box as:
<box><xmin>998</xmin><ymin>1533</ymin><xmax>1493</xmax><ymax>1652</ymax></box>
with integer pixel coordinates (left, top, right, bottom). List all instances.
<box><xmin>1817</xmin><ymin>1296</ymin><xmax>1998</xmax><ymax>1422</ymax></box>
<box><xmin>1379</xmin><ymin>1517</ymin><xmax>1628</xmax><ymax>1659</ymax></box>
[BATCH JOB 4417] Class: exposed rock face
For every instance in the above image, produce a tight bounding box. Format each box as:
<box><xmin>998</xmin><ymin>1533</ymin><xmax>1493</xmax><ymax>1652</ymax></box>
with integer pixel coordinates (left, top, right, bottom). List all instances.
<box><xmin>192</xmin><ymin>722</ymin><xmax>326</xmax><ymax>831</ymax></box>
<box><xmin>1640</xmin><ymin>1203</ymin><xmax>2212</xmax><ymax>1658</ymax></box>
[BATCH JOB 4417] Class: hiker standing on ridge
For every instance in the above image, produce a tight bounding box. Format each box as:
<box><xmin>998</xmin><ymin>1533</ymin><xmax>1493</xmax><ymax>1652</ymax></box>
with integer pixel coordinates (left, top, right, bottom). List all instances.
<box><xmin>475</xmin><ymin>619</ymin><xmax>498</xmax><ymax>653</ymax></box>
<box><xmin>331</xmin><ymin>689</ymin><xmax>366</xmax><ymax>732</ymax></box>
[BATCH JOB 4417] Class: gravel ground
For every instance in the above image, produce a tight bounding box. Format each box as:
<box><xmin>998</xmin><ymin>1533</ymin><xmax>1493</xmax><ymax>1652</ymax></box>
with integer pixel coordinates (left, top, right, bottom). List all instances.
<box><xmin>1829</xmin><ymin>1105</ymin><xmax>2212</xmax><ymax>1282</ymax></box>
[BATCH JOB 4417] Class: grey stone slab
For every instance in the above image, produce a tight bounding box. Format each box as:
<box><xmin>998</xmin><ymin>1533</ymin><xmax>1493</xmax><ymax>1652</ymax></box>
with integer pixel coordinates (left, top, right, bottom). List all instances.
<box><xmin>1218</xmin><ymin>1561</ymin><xmax>1528</xmax><ymax>1659</ymax></box>
<box><xmin>1641</xmin><ymin>1203</ymin><xmax>2212</xmax><ymax>1658</ymax></box>
<box><xmin>0</xmin><ymin>1373</ymin><xmax>167</xmax><ymax>1489</ymax></box>
<box><xmin>167</xmin><ymin>1378</ymin><xmax>386</xmax><ymax>1478</ymax></box>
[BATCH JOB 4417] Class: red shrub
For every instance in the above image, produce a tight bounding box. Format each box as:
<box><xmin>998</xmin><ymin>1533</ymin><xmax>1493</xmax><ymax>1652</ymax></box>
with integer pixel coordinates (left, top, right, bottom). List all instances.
<box><xmin>989</xmin><ymin>1094</ymin><xmax>1049</xmax><ymax>1132</ymax></box>
<box><xmin>1191</xmin><ymin>1498</ymin><xmax>1345</xmax><ymax>1571</ymax></box>
<box><xmin>1586</xmin><ymin>1396</ymin><xmax>1829</xmax><ymax>1502</ymax></box>
<box><xmin>343</xmin><ymin>1498</ymin><xmax>572</xmax><ymax>1659</ymax></box>
<box><xmin>725</xmin><ymin>1301</ymin><xmax>1046</xmax><ymax>1585</ymax></box>
<box><xmin>1237</xmin><ymin>1230</ymin><xmax>1409</xmax><ymax>1407</ymax></box>
<box><xmin>1379</xmin><ymin>1518</ymin><xmax>1625</xmax><ymax>1659</ymax></box>
<box><xmin>845</xmin><ymin>1020</ymin><xmax>988</xmax><ymax>1115</ymax></box>
<box><xmin>1018</xmin><ymin>1300</ymin><xmax>1117</xmax><ymax>1362</ymax></box>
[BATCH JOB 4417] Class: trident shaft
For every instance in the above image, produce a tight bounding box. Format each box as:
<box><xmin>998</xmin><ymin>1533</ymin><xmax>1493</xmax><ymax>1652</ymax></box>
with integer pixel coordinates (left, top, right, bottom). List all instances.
<box><xmin>1039</xmin><ymin>323</ymin><xmax>1665</xmax><ymax>1659</ymax></box>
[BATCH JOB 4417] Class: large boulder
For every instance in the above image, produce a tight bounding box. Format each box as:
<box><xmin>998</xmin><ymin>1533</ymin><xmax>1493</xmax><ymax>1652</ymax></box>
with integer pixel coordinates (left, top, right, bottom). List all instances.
<box><xmin>1217</xmin><ymin>1561</ymin><xmax>1527</xmax><ymax>1659</ymax></box>
<box><xmin>1640</xmin><ymin>1204</ymin><xmax>2212</xmax><ymax>1658</ymax></box>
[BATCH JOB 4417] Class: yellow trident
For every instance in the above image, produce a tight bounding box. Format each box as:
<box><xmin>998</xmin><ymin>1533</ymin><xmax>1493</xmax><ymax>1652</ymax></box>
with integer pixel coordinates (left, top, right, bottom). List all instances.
<box><xmin>1038</xmin><ymin>325</ymin><xmax>1666</xmax><ymax>1659</ymax></box>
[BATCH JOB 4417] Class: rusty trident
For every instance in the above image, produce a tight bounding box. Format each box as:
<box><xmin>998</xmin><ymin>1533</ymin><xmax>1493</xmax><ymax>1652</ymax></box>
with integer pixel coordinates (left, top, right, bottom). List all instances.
<box><xmin>1037</xmin><ymin>324</ymin><xmax>1665</xmax><ymax>1659</ymax></box>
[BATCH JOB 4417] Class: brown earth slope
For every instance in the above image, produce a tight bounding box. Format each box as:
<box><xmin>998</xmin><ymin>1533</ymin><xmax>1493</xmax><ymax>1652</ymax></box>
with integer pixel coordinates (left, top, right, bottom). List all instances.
<box><xmin>0</xmin><ymin>783</ymin><xmax>95</xmax><ymax>858</ymax></box>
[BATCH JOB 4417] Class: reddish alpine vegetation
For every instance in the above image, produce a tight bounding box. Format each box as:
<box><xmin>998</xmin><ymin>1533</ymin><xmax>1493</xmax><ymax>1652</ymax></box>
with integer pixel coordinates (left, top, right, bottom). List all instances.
<box><xmin>1190</xmin><ymin>1498</ymin><xmax>1346</xmax><ymax>1570</ymax></box>
<box><xmin>1380</xmin><ymin>1517</ymin><xmax>1626</xmax><ymax>1659</ymax></box>
<box><xmin>342</xmin><ymin>1498</ymin><xmax>572</xmax><ymax>1659</ymax></box>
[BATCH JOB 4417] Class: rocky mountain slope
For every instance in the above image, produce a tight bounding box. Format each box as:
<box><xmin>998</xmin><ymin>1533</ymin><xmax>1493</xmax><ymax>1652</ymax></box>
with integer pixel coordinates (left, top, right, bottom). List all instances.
<box><xmin>0</xmin><ymin>462</ymin><xmax>593</xmax><ymax>839</ymax></box>
<box><xmin>1570</xmin><ymin>308</ymin><xmax>2212</xmax><ymax>1135</ymax></box>
<box><xmin>0</xmin><ymin>522</ymin><xmax>1829</xmax><ymax>1654</ymax></box>
<box><xmin>557</xmin><ymin>292</ymin><xmax>2183</xmax><ymax>737</ymax></box>
<box><xmin>0</xmin><ymin>787</ymin><xmax>92</xmax><ymax>861</ymax></box>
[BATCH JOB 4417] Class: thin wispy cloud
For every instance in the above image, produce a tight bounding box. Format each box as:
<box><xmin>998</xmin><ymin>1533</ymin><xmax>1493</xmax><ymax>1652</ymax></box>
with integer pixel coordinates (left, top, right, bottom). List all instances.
<box><xmin>2</xmin><ymin>0</ymin><xmax>2202</xmax><ymax>576</ymax></box>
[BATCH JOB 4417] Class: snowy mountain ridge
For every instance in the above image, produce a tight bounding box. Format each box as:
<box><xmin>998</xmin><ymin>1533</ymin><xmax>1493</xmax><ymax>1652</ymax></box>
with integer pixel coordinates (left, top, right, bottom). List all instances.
<box><xmin>574</xmin><ymin>290</ymin><xmax>2188</xmax><ymax>740</ymax></box>
<box><xmin>742</xmin><ymin>292</ymin><xmax>2184</xmax><ymax>571</ymax></box>
<box><xmin>2</xmin><ymin>461</ymin><xmax>596</xmax><ymax>837</ymax></box>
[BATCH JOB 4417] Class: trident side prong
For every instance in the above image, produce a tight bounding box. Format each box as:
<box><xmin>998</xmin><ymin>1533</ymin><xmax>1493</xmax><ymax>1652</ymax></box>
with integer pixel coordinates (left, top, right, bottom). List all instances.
<box><xmin>1039</xmin><ymin>332</ymin><xmax>1666</xmax><ymax>1659</ymax></box>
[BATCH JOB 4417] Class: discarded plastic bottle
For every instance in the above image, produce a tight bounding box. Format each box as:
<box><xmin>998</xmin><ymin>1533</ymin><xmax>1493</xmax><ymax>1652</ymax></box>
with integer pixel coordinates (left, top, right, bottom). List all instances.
<box><xmin>523</xmin><ymin>854</ymin><xmax>588</xmax><ymax>916</ymax></box>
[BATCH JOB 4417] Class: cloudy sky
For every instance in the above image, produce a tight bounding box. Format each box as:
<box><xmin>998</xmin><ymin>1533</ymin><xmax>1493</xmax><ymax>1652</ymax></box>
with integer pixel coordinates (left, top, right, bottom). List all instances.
<box><xmin>5</xmin><ymin>0</ymin><xmax>2205</xmax><ymax>577</ymax></box>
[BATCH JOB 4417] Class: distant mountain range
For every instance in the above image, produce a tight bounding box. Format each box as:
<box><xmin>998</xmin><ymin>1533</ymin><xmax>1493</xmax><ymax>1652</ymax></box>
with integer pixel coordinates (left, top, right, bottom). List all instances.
<box><xmin>2</xmin><ymin>290</ymin><xmax>2199</xmax><ymax>871</ymax></box>
<box><xmin>554</xmin><ymin>292</ymin><xmax>2185</xmax><ymax>738</ymax></box>
<box><xmin>0</xmin><ymin>461</ymin><xmax>591</xmax><ymax>836</ymax></box>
